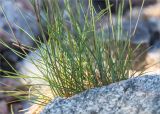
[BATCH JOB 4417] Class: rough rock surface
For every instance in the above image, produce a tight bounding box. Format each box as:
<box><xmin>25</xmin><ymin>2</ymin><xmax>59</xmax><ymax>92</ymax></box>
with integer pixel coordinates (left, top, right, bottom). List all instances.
<box><xmin>42</xmin><ymin>75</ymin><xmax>160</xmax><ymax>114</ymax></box>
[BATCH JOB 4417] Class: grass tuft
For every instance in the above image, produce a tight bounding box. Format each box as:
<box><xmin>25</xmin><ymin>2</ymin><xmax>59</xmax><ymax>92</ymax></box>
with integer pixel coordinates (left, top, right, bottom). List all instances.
<box><xmin>0</xmin><ymin>0</ymin><xmax>146</xmax><ymax>108</ymax></box>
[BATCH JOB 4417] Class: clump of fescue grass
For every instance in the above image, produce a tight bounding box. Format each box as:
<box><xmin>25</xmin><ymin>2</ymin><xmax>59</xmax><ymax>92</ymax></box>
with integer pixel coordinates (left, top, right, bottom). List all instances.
<box><xmin>24</xmin><ymin>0</ymin><xmax>137</xmax><ymax>98</ymax></box>
<box><xmin>0</xmin><ymin>0</ymin><xmax>145</xmax><ymax>107</ymax></box>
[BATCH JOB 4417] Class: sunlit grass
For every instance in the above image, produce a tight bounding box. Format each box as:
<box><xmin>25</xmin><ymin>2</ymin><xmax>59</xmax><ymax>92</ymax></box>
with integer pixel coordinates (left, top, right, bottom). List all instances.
<box><xmin>0</xmin><ymin>0</ymin><xmax>146</xmax><ymax>110</ymax></box>
<box><xmin>20</xmin><ymin>0</ymin><xmax>137</xmax><ymax>98</ymax></box>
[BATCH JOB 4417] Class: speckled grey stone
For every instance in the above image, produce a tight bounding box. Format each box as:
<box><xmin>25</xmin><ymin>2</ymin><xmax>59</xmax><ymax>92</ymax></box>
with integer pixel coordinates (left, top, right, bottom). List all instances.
<box><xmin>41</xmin><ymin>75</ymin><xmax>160</xmax><ymax>114</ymax></box>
